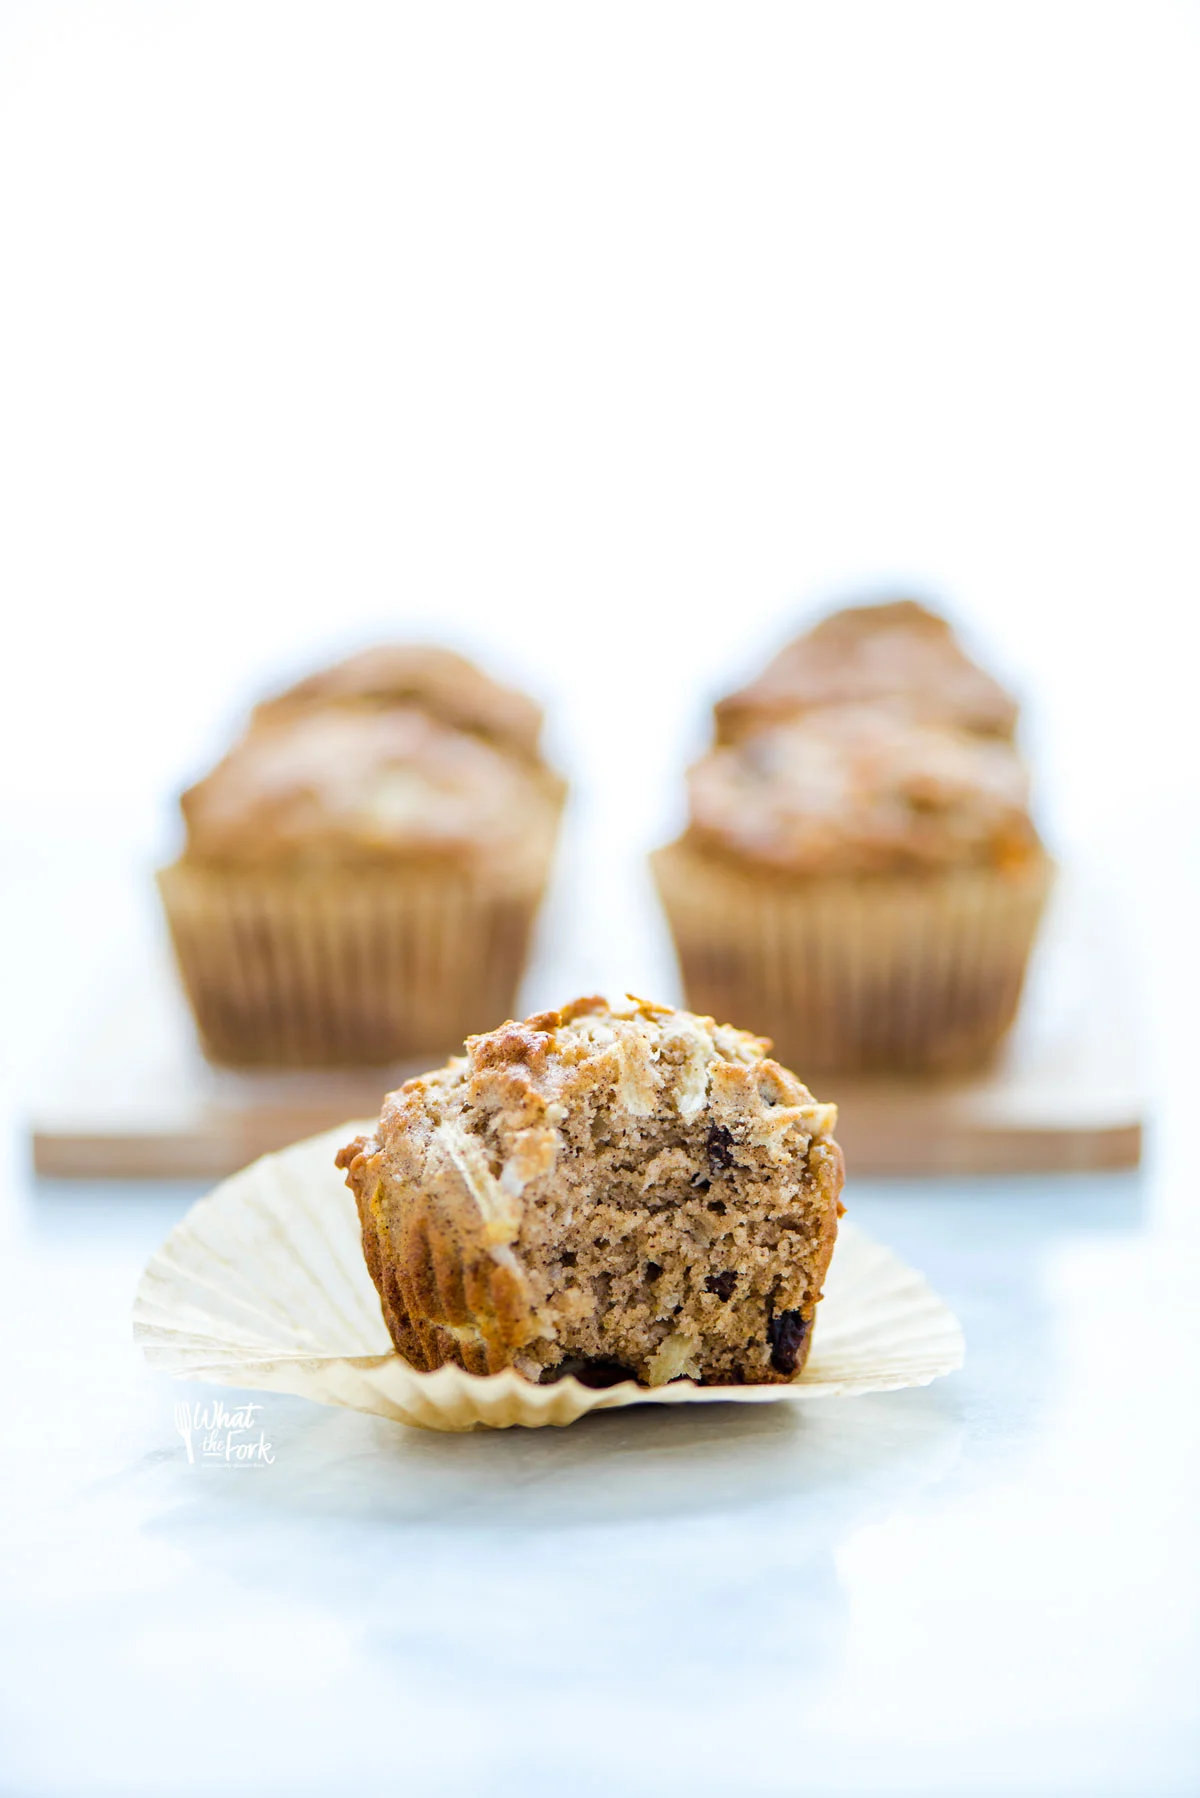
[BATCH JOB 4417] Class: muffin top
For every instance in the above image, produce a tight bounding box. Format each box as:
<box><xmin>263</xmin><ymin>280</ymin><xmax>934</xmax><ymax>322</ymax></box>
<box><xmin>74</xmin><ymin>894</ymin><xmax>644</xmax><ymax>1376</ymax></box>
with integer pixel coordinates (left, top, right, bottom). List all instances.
<box><xmin>686</xmin><ymin>705</ymin><xmax>1040</xmax><ymax>876</ymax></box>
<box><xmin>179</xmin><ymin>704</ymin><xmax>562</xmax><ymax>870</ymax></box>
<box><xmin>714</xmin><ymin>599</ymin><xmax>1018</xmax><ymax>742</ymax></box>
<box><xmin>252</xmin><ymin>644</ymin><xmax>547</xmax><ymax>766</ymax></box>
<box><xmin>386</xmin><ymin>993</ymin><xmax>835</xmax><ymax>1137</ymax></box>
<box><xmin>352</xmin><ymin>993</ymin><xmax>840</xmax><ymax>1250</ymax></box>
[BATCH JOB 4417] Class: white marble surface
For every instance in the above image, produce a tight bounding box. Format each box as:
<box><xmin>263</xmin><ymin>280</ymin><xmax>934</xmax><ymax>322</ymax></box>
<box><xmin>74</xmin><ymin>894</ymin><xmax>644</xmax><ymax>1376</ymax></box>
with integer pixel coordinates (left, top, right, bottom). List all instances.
<box><xmin>1</xmin><ymin>1160</ymin><xmax>1193</xmax><ymax>1798</ymax></box>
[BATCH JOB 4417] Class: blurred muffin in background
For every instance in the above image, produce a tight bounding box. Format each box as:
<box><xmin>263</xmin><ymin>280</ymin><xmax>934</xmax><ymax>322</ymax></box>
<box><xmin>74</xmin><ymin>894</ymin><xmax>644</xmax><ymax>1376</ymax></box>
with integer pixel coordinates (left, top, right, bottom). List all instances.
<box><xmin>714</xmin><ymin>598</ymin><xmax>1018</xmax><ymax>744</ymax></box>
<box><xmin>655</xmin><ymin>603</ymin><xmax>1051</xmax><ymax>1077</ymax></box>
<box><xmin>159</xmin><ymin>648</ymin><xmax>565</xmax><ymax>1067</ymax></box>
<box><xmin>251</xmin><ymin>643</ymin><xmax>546</xmax><ymax>763</ymax></box>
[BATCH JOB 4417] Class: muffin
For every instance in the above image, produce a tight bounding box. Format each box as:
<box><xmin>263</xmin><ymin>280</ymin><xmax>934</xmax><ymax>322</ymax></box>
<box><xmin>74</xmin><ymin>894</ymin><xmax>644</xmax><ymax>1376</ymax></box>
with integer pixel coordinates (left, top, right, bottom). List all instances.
<box><xmin>158</xmin><ymin>650</ymin><xmax>565</xmax><ymax>1067</ymax></box>
<box><xmin>714</xmin><ymin>599</ymin><xmax>1019</xmax><ymax>744</ymax></box>
<box><xmin>251</xmin><ymin>643</ymin><xmax>546</xmax><ymax>764</ymax></box>
<box><xmin>654</xmin><ymin>704</ymin><xmax>1052</xmax><ymax>1076</ymax></box>
<box><xmin>336</xmin><ymin>995</ymin><xmax>845</xmax><ymax>1387</ymax></box>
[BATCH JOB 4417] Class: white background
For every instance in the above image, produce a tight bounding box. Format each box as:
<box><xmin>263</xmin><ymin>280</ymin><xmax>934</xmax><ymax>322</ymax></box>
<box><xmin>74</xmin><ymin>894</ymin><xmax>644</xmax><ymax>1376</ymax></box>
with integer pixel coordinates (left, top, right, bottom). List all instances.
<box><xmin>1</xmin><ymin>8</ymin><xmax>1199</xmax><ymax>1797</ymax></box>
<box><xmin>1</xmin><ymin>2</ymin><xmax>1198</xmax><ymax>862</ymax></box>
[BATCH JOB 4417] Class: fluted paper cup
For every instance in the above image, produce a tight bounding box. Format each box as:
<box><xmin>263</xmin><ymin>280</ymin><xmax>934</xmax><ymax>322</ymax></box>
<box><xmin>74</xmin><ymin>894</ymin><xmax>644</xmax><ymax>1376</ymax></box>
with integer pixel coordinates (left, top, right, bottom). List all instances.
<box><xmin>132</xmin><ymin>1126</ymin><xmax>964</xmax><ymax>1432</ymax></box>
<box><xmin>158</xmin><ymin>861</ymin><xmax>548</xmax><ymax>1068</ymax></box>
<box><xmin>653</xmin><ymin>842</ymin><xmax>1053</xmax><ymax>1077</ymax></box>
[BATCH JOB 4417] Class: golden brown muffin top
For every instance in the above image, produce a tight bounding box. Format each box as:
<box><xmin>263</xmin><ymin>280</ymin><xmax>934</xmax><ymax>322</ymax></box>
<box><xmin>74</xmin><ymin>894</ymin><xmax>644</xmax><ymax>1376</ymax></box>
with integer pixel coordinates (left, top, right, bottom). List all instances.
<box><xmin>349</xmin><ymin>995</ymin><xmax>840</xmax><ymax>1251</ymax></box>
<box><xmin>252</xmin><ymin>644</ymin><xmax>547</xmax><ymax>765</ymax></box>
<box><xmin>179</xmin><ymin>704</ymin><xmax>562</xmax><ymax>870</ymax></box>
<box><xmin>686</xmin><ymin>705</ymin><xmax>1040</xmax><ymax>876</ymax></box>
<box><xmin>714</xmin><ymin>599</ymin><xmax>1018</xmax><ymax>742</ymax></box>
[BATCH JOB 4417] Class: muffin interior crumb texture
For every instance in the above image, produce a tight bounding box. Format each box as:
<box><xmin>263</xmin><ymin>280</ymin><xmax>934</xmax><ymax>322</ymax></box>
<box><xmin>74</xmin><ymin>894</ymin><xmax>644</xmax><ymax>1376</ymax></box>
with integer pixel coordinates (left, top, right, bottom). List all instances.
<box><xmin>338</xmin><ymin>996</ymin><xmax>845</xmax><ymax>1388</ymax></box>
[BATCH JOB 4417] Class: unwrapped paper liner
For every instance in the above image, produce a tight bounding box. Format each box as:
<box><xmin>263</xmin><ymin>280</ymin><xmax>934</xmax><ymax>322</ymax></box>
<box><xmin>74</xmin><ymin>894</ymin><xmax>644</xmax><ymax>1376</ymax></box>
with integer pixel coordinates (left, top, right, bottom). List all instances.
<box><xmin>133</xmin><ymin>1125</ymin><xmax>965</xmax><ymax>1431</ymax></box>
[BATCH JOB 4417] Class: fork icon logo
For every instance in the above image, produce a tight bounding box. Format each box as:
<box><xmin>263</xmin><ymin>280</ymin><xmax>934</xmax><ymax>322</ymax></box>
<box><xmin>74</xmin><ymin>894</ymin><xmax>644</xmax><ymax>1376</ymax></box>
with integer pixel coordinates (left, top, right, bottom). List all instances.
<box><xmin>174</xmin><ymin>1401</ymin><xmax>197</xmax><ymax>1463</ymax></box>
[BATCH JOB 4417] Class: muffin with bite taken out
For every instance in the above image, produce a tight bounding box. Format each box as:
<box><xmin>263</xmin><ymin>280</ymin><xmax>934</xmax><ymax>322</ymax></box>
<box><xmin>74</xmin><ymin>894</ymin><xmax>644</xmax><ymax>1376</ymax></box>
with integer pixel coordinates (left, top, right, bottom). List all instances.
<box><xmin>337</xmin><ymin>995</ymin><xmax>845</xmax><ymax>1387</ymax></box>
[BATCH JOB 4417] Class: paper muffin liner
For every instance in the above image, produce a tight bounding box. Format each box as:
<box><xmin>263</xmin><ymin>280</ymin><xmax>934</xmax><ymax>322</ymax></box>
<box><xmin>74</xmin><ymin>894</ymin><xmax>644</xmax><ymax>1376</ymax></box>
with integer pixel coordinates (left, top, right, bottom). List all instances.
<box><xmin>652</xmin><ymin>843</ymin><xmax>1053</xmax><ymax>1077</ymax></box>
<box><xmin>157</xmin><ymin>860</ymin><xmax>549</xmax><ymax>1068</ymax></box>
<box><xmin>132</xmin><ymin>1125</ymin><xmax>965</xmax><ymax>1432</ymax></box>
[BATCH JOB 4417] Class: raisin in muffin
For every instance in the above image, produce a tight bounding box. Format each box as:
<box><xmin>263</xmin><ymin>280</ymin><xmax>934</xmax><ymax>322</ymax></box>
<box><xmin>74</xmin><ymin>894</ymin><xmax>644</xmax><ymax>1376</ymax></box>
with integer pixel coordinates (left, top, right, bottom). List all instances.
<box><xmin>158</xmin><ymin>649</ymin><xmax>565</xmax><ymax>1067</ymax></box>
<box><xmin>337</xmin><ymin>996</ymin><xmax>845</xmax><ymax>1387</ymax></box>
<box><xmin>715</xmin><ymin>599</ymin><xmax>1018</xmax><ymax>744</ymax></box>
<box><xmin>654</xmin><ymin>705</ymin><xmax>1051</xmax><ymax>1076</ymax></box>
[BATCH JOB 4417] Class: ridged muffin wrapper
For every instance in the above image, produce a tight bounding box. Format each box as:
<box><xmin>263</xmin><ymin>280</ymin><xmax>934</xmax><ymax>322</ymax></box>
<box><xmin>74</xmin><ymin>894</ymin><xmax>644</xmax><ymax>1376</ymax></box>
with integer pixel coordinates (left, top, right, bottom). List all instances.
<box><xmin>133</xmin><ymin>1125</ymin><xmax>965</xmax><ymax>1433</ymax></box>
<box><xmin>157</xmin><ymin>856</ymin><xmax>550</xmax><ymax>1068</ymax></box>
<box><xmin>652</xmin><ymin>843</ymin><xmax>1053</xmax><ymax>1077</ymax></box>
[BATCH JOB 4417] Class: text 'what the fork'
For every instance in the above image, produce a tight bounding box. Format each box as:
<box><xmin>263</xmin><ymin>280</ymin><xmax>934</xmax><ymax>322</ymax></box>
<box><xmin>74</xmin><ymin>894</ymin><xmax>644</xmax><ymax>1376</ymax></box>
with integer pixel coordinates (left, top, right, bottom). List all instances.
<box><xmin>173</xmin><ymin>1399</ymin><xmax>276</xmax><ymax>1466</ymax></box>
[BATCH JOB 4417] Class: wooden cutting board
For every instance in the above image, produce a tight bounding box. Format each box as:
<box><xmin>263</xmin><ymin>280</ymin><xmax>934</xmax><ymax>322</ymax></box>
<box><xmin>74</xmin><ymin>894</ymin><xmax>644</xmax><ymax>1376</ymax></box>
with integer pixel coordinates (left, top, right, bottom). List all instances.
<box><xmin>28</xmin><ymin>882</ymin><xmax>1143</xmax><ymax>1179</ymax></box>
